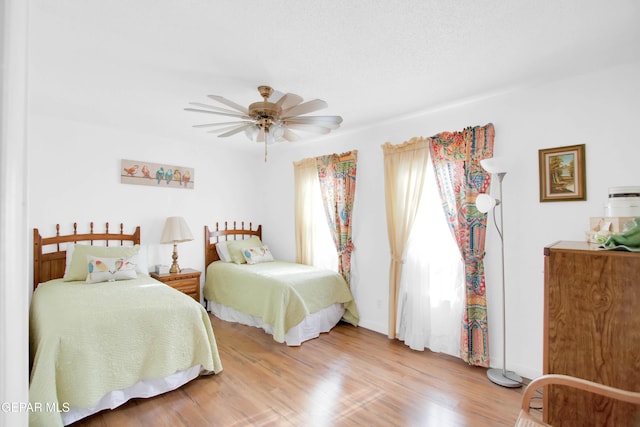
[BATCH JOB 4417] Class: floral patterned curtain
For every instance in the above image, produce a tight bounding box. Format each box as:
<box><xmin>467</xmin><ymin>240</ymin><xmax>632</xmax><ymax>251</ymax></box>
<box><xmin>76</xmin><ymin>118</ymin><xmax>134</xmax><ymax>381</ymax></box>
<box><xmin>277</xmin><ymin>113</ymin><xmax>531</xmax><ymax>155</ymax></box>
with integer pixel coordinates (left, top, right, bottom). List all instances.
<box><xmin>316</xmin><ymin>151</ymin><xmax>358</xmax><ymax>286</ymax></box>
<box><xmin>428</xmin><ymin>123</ymin><xmax>494</xmax><ymax>367</ymax></box>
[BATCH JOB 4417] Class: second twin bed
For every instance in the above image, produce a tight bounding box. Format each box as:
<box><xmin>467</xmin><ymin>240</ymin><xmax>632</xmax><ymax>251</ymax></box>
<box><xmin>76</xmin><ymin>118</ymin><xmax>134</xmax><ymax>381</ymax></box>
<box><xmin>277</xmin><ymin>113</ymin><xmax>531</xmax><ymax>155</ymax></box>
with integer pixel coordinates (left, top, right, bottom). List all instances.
<box><xmin>203</xmin><ymin>222</ymin><xmax>358</xmax><ymax>346</ymax></box>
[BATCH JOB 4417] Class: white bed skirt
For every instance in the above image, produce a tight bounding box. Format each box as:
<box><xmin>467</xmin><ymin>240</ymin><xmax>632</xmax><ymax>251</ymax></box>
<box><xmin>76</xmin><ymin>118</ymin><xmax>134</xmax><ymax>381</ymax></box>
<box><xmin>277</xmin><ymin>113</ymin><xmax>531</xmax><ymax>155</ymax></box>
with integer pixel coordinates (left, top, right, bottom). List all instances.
<box><xmin>62</xmin><ymin>364</ymin><xmax>203</xmax><ymax>425</ymax></box>
<box><xmin>207</xmin><ymin>300</ymin><xmax>345</xmax><ymax>346</ymax></box>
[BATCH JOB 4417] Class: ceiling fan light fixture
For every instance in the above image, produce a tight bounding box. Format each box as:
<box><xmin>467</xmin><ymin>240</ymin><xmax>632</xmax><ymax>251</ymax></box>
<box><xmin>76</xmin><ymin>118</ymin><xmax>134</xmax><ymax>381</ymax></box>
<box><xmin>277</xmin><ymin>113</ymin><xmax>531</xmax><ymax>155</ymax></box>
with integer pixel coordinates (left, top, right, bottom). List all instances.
<box><xmin>270</xmin><ymin>123</ymin><xmax>285</xmax><ymax>140</ymax></box>
<box><xmin>244</xmin><ymin>125</ymin><xmax>259</xmax><ymax>141</ymax></box>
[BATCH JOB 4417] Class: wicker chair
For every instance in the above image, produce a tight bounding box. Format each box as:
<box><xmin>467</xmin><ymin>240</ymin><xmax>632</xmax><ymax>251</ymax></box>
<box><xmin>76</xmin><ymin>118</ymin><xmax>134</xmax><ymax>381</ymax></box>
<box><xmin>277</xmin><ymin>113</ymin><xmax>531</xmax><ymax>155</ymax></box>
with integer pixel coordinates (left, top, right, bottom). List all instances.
<box><xmin>515</xmin><ymin>374</ymin><xmax>640</xmax><ymax>427</ymax></box>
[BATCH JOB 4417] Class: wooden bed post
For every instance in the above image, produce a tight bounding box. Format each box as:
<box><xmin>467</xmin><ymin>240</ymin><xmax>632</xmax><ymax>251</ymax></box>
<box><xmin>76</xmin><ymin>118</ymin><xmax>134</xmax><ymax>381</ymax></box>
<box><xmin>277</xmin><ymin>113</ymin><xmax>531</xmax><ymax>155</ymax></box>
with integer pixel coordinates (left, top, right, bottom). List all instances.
<box><xmin>132</xmin><ymin>226</ymin><xmax>141</xmax><ymax>246</ymax></box>
<box><xmin>204</xmin><ymin>225</ymin><xmax>211</xmax><ymax>269</ymax></box>
<box><xmin>33</xmin><ymin>228</ymin><xmax>41</xmax><ymax>291</ymax></box>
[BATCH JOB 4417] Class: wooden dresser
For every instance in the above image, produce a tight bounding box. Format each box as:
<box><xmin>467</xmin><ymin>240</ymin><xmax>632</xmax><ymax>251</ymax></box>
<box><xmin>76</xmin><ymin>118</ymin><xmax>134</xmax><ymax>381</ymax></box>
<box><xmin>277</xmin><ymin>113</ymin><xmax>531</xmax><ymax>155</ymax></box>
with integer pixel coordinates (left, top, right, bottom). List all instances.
<box><xmin>543</xmin><ymin>241</ymin><xmax>640</xmax><ymax>426</ymax></box>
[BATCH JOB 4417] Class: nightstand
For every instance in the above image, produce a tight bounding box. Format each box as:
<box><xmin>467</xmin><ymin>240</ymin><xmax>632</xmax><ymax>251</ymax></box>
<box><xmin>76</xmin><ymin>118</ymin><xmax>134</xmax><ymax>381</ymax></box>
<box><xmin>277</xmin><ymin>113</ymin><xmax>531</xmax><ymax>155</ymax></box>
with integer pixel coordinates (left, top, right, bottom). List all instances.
<box><xmin>150</xmin><ymin>268</ymin><xmax>201</xmax><ymax>303</ymax></box>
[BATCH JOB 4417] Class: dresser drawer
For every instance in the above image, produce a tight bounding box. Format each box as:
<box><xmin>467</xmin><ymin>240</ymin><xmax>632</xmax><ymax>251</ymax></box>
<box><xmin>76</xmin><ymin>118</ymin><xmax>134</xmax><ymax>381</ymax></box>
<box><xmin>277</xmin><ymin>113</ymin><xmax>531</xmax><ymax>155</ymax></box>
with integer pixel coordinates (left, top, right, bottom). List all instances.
<box><xmin>150</xmin><ymin>268</ymin><xmax>201</xmax><ymax>302</ymax></box>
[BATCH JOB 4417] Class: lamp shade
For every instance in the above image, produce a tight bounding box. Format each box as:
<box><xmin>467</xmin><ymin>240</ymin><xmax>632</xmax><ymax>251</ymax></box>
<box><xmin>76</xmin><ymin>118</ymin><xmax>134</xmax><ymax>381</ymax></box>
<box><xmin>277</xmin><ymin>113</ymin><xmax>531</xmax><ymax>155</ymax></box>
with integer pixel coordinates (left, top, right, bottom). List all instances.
<box><xmin>480</xmin><ymin>157</ymin><xmax>508</xmax><ymax>174</ymax></box>
<box><xmin>476</xmin><ymin>194</ymin><xmax>497</xmax><ymax>213</ymax></box>
<box><xmin>160</xmin><ymin>216</ymin><xmax>194</xmax><ymax>244</ymax></box>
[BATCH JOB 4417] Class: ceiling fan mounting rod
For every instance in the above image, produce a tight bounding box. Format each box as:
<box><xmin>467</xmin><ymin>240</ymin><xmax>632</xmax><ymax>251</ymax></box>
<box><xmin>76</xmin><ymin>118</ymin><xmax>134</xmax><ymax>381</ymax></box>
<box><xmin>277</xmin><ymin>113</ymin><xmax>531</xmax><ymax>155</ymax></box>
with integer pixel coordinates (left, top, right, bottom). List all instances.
<box><xmin>257</xmin><ymin>85</ymin><xmax>273</xmax><ymax>100</ymax></box>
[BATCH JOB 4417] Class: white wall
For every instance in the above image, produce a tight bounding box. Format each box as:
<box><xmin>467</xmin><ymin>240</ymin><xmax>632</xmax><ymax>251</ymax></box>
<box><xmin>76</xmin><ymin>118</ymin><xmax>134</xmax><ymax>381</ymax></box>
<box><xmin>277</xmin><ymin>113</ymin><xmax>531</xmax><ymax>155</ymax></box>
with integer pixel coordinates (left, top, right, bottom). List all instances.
<box><xmin>27</xmin><ymin>114</ymin><xmax>263</xmax><ymax>292</ymax></box>
<box><xmin>258</xmin><ymin>60</ymin><xmax>640</xmax><ymax>379</ymax></box>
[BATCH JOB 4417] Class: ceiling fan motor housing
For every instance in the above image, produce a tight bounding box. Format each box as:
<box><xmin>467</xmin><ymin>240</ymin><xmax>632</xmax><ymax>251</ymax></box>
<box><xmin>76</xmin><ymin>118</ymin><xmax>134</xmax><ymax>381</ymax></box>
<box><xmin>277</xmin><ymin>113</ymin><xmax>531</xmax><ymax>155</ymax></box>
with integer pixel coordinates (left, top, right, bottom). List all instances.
<box><xmin>249</xmin><ymin>101</ymin><xmax>282</xmax><ymax>120</ymax></box>
<box><xmin>249</xmin><ymin>101</ymin><xmax>282</xmax><ymax>131</ymax></box>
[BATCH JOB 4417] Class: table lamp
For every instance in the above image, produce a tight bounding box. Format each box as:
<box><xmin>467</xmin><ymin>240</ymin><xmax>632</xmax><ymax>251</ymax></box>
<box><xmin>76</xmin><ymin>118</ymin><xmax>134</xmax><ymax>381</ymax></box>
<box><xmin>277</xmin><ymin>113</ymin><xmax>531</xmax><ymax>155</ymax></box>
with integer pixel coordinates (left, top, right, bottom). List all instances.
<box><xmin>160</xmin><ymin>216</ymin><xmax>194</xmax><ymax>273</ymax></box>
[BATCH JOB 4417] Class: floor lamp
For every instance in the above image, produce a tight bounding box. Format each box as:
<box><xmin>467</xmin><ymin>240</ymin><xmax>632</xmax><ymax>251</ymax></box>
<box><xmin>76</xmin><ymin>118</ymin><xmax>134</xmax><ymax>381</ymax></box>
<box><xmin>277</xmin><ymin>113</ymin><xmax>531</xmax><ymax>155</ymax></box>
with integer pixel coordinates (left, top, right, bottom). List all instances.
<box><xmin>476</xmin><ymin>157</ymin><xmax>522</xmax><ymax>388</ymax></box>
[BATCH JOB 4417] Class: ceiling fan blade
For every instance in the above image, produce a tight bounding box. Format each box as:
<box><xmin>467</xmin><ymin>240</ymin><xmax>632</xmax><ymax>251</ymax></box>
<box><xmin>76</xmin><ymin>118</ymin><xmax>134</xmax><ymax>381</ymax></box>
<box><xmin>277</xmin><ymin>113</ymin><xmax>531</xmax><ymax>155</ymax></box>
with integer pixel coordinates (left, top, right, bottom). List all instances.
<box><xmin>283</xmin><ymin>99</ymin><xmax>328</xmax><ymax>117</ymax></box>
<box><xmin>283</xmin><ymin>128</ymin><xmax>301</xmax><ymax>142</ymax></box>
<box><xmin>276</xmin><ymin>93</ymin><xmax>304</xmax><ymax>111</ymax></box>
<box><xmin>285</xmin><ymin>123</ymin><xmax>332</xmax><ymax>134</ymax></box>
<box><xmin>269</xmin><ymin>89</ymin><xmax>286</xmax><ymax>103</ymax></box>
<box><xmin>193</xmin><ymin>120</ymin><xmax>254</xmax><ymax>128</ymax></box>
<box><xmin>184</xmin><ymin>107</ymin><xmax>250</xmax><ymax>120</ymax></box>
<box><xmin>213</xmin><ymin>123</ymin><xmax>254</xmax><ymax>137</ymax></box>
<box><xmin>206</xmin><ymin>95</ymin><xmax>249</xmax><ymax>114</ymax></box>
<box><xmin>189</xmin><ymin>102</ymin><xmax>251</xmax><ymax>116</ymax></box>
<box><xmin>206</xmin><ymin>123</ymin><xmax>249</xmax><ymax>134</ymax></box>
<box><xmin>284</xmin><ymin>115</ymin><xmax>343</xmax><ymax>129</ymax></box>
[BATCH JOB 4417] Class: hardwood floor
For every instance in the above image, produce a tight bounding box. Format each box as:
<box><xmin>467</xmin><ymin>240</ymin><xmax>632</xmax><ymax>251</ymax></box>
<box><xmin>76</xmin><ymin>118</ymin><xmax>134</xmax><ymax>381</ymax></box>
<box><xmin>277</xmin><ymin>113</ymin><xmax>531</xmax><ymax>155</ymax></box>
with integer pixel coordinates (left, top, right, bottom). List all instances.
<box><xmin>72</xmin><ymin>314</ymin><xmax>537</xmax><ymax>426</ymax></box>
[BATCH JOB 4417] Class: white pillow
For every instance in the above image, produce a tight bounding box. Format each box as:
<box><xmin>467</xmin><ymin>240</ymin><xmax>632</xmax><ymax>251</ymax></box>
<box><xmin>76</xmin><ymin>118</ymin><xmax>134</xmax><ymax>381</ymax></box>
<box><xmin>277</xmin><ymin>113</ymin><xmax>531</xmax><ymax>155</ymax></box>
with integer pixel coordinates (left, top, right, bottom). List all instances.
<box><xmin>216</xmin><ymin>241</ymin><xmax>232</xmax><ymax>262</ymax></box>
<box><xmin>242</xmin><ymin>245</ymin><xmax>274</xmax><ymax>265</ymax></box>
<box><xmin>64</xmin><ymin>243</ymin><xmax>79</xmax><ymax>277</ymax></box>
<box><xmin>85</xmin><ymin>255</ymin><xmax>138</xmax><ymax>284</ymax></box>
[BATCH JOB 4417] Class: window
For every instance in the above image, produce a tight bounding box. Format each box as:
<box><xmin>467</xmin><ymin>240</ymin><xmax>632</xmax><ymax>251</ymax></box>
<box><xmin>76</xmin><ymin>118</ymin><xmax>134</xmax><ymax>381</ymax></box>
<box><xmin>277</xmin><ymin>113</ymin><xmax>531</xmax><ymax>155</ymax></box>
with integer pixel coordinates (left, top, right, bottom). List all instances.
<box><xmin>396</xmin><ymin>161</ymin><xmax>464</xmax><ymax>356</ymax></box>
<box><xmin>308</xmin><ymin>174</ymin><xmax>338</xmax><ymax>271</ymax></box>
<box><xmin>294</xmin><ymin>158</ymin><xmax>338</xmax><ymax>271</ymax></box>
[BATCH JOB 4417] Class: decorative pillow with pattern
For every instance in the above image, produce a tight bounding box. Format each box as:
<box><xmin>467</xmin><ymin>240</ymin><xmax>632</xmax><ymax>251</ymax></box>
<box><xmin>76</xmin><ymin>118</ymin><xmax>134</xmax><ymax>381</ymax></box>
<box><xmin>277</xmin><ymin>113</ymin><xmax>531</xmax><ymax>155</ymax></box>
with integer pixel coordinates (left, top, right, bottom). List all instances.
<box><xmin>242</xmin><ymin>246</ymin><xmax>274</xmax><ymax>265</ymax></box>
<box><xmin>227</xmin><ymin>236</ymin><xmax>263</xmax><ymax>264</ymax></box>
<box><xmin>65</xmin><ymin>243</ymin><xmax>149</xmax><ymax>276</ymax></box>
<box><xmin>65</xmin><ymin>244</ymin><xmax>142</xmax><ymax>281</ymax></box>
<box><xmin>85</xmin><ymin>255</ymin><xmax>138</xmax><ymax>284</ymax></box>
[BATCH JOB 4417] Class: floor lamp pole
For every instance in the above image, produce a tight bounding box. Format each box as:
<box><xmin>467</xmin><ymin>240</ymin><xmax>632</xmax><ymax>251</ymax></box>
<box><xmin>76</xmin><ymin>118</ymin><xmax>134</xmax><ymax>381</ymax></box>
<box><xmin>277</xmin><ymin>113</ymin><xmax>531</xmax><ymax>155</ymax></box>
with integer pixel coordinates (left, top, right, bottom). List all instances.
<box><xmin>486</xmin><ymin>172</ymin><xmax>522</xmax><ymax>388</ymax></box>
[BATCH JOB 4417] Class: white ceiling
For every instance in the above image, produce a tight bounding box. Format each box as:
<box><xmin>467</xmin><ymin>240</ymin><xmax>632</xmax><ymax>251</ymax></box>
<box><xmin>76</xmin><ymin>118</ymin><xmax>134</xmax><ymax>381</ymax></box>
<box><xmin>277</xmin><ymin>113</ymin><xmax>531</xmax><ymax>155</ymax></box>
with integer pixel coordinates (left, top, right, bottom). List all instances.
<box><xmin>28</xmin><ymin>0</ymin><xmax>640</xmax><ymax>149</ymax></box>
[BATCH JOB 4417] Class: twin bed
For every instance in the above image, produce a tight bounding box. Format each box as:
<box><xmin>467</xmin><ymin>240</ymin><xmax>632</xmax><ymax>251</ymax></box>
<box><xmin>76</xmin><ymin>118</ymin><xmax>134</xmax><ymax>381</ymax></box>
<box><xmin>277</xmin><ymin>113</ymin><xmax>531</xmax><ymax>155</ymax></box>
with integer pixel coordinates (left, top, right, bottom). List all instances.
<box><xmin>29</xmin><ymin>220</ymin><xmax>357</xmax><ymax>426</ymax></box>
<box><xmin>29</xmin><ymin>223</ymin><xmax>222</xmax><ymax>427</ymax></box>
<box><xmin>203</xmin><ymin>221</ymin><xmax>358</xmax><ymax>346</ymax></box>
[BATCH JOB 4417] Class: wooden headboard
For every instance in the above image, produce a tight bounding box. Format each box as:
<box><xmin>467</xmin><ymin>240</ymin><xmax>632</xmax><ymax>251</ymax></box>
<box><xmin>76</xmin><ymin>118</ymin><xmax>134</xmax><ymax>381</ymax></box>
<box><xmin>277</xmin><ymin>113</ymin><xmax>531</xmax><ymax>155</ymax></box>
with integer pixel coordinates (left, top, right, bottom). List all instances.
<box><xmin>33</xmin><ymin>222</ymin><xmax>141</xmax><ymax>290</ymax></box>
<box><xmin>204</xmin><ymin>221</ymin><xmax>262</xmax><ymax>268</ymax></box>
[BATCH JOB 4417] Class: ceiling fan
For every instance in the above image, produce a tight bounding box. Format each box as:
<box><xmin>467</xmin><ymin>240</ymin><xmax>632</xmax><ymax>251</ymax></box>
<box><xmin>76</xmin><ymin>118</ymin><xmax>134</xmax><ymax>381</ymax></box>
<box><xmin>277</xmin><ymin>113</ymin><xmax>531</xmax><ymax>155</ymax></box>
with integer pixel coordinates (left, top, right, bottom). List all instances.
<box><xmin>185</xmin><ymin>85</ymin><xmax>343</xmax><ymax>160</ymax></box>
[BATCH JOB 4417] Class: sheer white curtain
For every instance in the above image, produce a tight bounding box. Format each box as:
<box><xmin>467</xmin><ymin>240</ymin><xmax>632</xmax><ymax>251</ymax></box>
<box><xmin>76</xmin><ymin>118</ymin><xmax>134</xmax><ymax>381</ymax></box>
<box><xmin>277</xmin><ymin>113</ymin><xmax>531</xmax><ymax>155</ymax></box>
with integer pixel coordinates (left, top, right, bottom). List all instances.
<box><xmin>294</xmin><ymin>158</ymin><xmax>317</xmax><ymax>265</ymax></box>
<box><xmin>382</xmin><ymin>138</ymin><xmax>430</xmax><ymax>338</ymax></box>
<box><xmin>293</xmin><ymin>158</ymin><xmax>338</xmax><ymax>270</ymax></box>
<box><xmin>396</xmin><ymin>161</ymin><xmax>465</xmax><ymax>356</ymax></box>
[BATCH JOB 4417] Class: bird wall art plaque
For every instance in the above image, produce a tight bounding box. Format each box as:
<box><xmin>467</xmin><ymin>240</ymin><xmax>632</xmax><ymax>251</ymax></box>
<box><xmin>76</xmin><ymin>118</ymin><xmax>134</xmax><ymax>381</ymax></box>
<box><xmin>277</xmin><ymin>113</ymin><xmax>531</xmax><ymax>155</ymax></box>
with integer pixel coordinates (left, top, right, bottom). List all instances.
<box><xmin>121</xmin><ymin>159</ymin><xmax>194</xmax><ymax>189</ymax></box>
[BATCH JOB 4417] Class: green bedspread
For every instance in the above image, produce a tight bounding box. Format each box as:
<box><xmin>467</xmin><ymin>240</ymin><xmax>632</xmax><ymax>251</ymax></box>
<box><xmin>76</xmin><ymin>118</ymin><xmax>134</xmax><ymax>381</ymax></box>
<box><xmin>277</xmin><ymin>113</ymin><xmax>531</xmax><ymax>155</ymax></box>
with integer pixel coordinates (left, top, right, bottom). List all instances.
<box><xmin>29</xmin><ymin>275</ymin><xmax>223</xmax><ymax>427</ymax></box>
<box><xmin>204</xmin><ymin>260</ymin><xmax>358</xmax><ymax>342</ymax></box>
